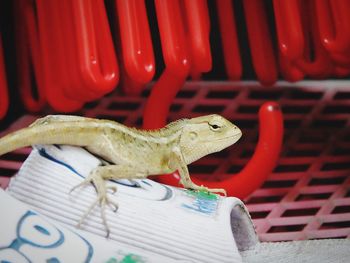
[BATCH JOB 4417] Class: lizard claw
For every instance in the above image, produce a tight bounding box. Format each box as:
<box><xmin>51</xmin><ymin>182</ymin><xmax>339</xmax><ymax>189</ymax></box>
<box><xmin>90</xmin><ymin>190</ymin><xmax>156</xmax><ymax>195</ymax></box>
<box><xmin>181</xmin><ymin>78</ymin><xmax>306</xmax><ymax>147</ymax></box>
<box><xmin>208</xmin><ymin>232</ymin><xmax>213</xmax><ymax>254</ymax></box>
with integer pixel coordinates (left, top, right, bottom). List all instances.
<box><xmin>69</xmin><ymin>175</ymin><xmax>94</xmax><ymax>194</ymax></box>
<box><xmin>77</xmin><ymin>192</ymin><xmax>119</xmax><ymax>237</ymax></box>
<box><xmin>107</xmin><ymin>185</ymin><xmax>117</xmax><ymax>194</ymax></box>
<box><xmin>98</xmin><ymin>194</ymin><xmax>118</xmax><ymax>237</ymax></box>
<box><xmin>106</xmin><ymin>187</ymin><xmax>119</xmax><ymax>212</ymax></box>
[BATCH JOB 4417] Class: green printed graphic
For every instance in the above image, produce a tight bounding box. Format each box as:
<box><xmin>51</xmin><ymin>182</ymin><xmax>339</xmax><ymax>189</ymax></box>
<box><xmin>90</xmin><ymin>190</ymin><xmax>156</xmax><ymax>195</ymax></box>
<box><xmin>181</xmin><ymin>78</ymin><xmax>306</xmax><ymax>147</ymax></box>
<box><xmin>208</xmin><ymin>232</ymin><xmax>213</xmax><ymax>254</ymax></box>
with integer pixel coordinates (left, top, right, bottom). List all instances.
<box><xmin>181</xmin><ymin>189</ymin><xmax>220</xmax><ymax>215</ymax></box>
<box><xmin>106</xmin><ymin>253</ymin><xmax>146</xmax><ymax>263</ymax></box>
<box><xmin>120</xmin><ymin>254</ymin><xmax>145</xmax><ymax>263</ymax></box>
<box><xmin>185</xmin><ymin>189</ymin><xmax>219</xmax><ymax>201</ymax></box>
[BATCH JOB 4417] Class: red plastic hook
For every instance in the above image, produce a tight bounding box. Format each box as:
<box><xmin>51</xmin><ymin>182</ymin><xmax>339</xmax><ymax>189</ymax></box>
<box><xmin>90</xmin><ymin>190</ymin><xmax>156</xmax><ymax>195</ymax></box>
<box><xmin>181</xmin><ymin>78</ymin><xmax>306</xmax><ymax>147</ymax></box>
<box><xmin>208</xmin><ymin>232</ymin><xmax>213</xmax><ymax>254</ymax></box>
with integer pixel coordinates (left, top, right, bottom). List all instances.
<box><xmin>273</xmin><ymin>0</ymin><xmax>304</xmax><ymax>61</ymax></box>
<box><xmin>116</xmin><ymin>0</ymin><xmax>155</xmax><ymax>95</ymax></box>
<box><xmin>279</xmin><ymin>50</ymin><xmax>304</xmax><ymax>82</ymax></box>
<box><xmin>36</xmin><ymin>0</ymin><xmax>83</xmax><ymax>112</ymax></box>
<box><xmin>69</xmin><ymin>0</ymin><xmax>119</xmax><ymax>100</ymax></box>
<box><xmin>182</xmin><ymin>0</ymin><xmax>212</xmax><ymax>79</ymax></box>
<box><xmin>15</xmin><ymin>0</ymin><xmax>46</xmax><ymax>112</ymax></box>
<box><xmin>243</xmin><ymin>0</ymin><xmax>278</xmax><ymax>86</ymax></box>
<box><xmin>53</xmin><ymin>0</ymin><xmax>119</xmax><ymax>102</ymax></box>
<box><xmin>216</xmin><ymin>0</ymin><xmax>242</xmax><ymax>80</ymax></box>
<box><xmin>0</xmin><ymin>37</ymin><xmax>8</xmax><ymax>119</ymax></box>
<box><xmin>294</xmin><ymin>0</ymin><xmax>334</xmax><ymax>78</ymax></box>
<box><xmin>35</xmin><ymin>0</ymin><xmax>118</xmax><ymax>110</ymax></box>
<box><xmin>274</xmin><ymin>0</ymin><xmax>334</xmax><ymax>79</ymax></box>
<box><xmin>333</xmin><ymin>66</ymin><xmax>350</xmax><ymax>77</ymax></box>
<box><xmin>315</xmin><ymin>0</ymin><xmax>350</xmax><ymax>59</ymax></box>
<box><xmin>196</xmin><ymin>102</ymin><xmax>283</xmax><ymax>198</ymax></box>
<box><xmin>154</xmin><ymin>102</ymin><xmax>284</xmax><ymax>199</ymax></box>
<box><xmin>143</xmin><ymin>0</ymin><xmax>213</xmax><ymax>128</ymax></box>
<box><xmin>143</xmin><ymin>0</ymin><xmax>190</xmax><ymax>128</ymax></box>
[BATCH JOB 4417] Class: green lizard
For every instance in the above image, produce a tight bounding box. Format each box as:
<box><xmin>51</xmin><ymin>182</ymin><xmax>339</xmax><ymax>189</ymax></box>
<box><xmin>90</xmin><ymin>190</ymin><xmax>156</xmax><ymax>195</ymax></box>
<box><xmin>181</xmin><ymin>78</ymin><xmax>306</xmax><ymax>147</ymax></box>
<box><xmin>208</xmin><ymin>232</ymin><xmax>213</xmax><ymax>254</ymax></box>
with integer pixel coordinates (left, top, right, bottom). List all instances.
<box><xmin>0</xmin><ymin>114</ymin><xmax>242</xmax><ymax>235</ymax></box>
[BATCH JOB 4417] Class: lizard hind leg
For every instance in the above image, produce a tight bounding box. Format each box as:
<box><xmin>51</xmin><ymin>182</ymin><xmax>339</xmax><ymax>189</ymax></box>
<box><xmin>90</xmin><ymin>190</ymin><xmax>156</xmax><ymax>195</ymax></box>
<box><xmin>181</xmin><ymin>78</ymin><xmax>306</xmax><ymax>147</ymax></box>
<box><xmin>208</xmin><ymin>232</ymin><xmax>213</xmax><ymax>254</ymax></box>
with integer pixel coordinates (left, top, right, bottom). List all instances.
<box><xmin>70</xmin><ymin>164</ymin><xmax>146</xmax><ymax>237</ymax></box>
<box><xmin>70</xmin><ymin>167</ymin><xmax>119</xmax><ymax>237</ymax></box>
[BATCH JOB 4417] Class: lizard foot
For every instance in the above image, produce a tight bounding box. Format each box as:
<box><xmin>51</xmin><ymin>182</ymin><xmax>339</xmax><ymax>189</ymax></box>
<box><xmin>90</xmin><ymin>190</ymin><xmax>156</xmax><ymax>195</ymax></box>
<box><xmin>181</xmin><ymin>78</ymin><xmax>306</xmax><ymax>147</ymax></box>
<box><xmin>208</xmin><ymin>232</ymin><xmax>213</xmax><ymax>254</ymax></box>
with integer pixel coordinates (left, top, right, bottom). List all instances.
<box><xmin>191</xmin><ymin>185</ymin><xmax>227</xmax><ymax>197</ymax></box>
<box><xmin>77</xmin><ymin>187</ymin><xmax>119</xmax><ymax>237</ymax></box>
<box><xmin>70</xmin><ymin>173</ymin><xmax>118</xmax><ymax>237</ymax></box>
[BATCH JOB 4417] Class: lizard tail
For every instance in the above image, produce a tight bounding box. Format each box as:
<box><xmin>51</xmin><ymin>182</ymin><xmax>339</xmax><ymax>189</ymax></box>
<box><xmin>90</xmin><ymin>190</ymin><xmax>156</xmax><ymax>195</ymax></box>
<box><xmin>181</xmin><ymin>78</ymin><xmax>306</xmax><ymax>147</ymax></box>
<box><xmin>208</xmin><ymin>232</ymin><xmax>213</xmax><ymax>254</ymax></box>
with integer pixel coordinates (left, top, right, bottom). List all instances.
<box><xmin>0</xmin><ymin>124</ymin><xmax>91</xmax><ymax>156</ymax></box>
<box><xmin>0</xmin><ymin>127</ymin><xmax>52</xmax><ymax>156</ymax></box>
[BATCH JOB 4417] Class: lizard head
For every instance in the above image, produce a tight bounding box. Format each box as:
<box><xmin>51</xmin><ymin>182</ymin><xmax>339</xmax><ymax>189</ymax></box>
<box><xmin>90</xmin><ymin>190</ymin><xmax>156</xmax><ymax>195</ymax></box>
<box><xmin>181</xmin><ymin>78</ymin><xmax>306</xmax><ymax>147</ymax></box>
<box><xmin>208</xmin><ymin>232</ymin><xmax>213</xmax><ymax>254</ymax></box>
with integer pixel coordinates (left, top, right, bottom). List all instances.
<box><xmin>179</xmin><ymin>114</ymin><xmax>242</xmax><ymax>164</ymax></box>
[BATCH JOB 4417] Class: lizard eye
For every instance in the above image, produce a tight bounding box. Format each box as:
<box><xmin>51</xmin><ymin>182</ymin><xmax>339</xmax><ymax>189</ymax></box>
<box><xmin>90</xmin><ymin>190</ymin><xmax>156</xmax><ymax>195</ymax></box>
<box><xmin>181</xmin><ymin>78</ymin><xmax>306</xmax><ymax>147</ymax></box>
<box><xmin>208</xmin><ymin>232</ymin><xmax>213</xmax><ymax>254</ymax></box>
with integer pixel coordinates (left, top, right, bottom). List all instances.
<box><xmin>209</xmin><ymin>123</ymin><xmax>221</xmax><ymax>131</ymax></box>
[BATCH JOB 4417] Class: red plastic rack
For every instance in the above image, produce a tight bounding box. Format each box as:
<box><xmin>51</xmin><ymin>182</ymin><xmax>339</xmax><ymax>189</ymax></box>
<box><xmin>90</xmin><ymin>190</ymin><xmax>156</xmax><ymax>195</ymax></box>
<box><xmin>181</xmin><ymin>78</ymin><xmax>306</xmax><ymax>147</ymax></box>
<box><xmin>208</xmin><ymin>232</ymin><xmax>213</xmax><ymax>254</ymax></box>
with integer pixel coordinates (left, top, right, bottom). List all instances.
<box><xmin>1</xmin><ymin>81</ymin><xmax>349</xmax><ymax>242</ymax></box>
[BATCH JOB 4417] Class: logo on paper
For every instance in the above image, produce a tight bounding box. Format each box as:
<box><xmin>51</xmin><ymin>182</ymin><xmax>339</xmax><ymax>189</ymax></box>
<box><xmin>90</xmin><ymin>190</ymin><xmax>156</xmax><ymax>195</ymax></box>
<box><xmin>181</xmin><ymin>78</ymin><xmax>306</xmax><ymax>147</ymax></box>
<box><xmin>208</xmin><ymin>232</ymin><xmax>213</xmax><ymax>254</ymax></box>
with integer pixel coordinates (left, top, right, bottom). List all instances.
<box><xmin>181</xmin><ymin>190</ymin><xmax>220</xmax><ymax>216</ymax></box>
<box><xmin>105</xmin><ymin>253</ymin><xmax>146</xmax><ymax>263</ymax></box>
<box><xmin>0</xmin><ymin>211</ymin><xmax>93</xmax><ymax>262</ymax></box>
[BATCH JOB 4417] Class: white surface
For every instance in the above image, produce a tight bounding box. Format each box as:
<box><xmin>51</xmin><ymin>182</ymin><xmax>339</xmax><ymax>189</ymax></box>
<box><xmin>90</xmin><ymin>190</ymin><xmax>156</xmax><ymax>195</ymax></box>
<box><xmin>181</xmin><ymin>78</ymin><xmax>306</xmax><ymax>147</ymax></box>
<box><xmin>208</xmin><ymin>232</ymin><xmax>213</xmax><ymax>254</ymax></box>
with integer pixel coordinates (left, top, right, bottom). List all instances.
<box><xmin>3</xmin><ymin>144</ymin><xmax>349</xmax><ymax>262</ymax></box>
<box><xmin>4</xmin><ymin>145</ymin><xmax>256</xmax><ymax>262</ymax></box>
<box><xmin>0</xmin><ymin>188</ymin><xmax>188</xmax><ymax>263</ymax></box>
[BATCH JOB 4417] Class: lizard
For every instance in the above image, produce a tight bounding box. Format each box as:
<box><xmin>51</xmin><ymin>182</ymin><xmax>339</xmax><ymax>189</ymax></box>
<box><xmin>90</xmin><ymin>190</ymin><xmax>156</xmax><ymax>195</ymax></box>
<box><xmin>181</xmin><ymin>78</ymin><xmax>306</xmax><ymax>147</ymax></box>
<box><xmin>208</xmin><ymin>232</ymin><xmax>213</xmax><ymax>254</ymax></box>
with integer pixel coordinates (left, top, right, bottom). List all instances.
<box><xmin>0</xmin><ymin>114</ymin><xmax>242</xmax><ymax>236</ymax></box>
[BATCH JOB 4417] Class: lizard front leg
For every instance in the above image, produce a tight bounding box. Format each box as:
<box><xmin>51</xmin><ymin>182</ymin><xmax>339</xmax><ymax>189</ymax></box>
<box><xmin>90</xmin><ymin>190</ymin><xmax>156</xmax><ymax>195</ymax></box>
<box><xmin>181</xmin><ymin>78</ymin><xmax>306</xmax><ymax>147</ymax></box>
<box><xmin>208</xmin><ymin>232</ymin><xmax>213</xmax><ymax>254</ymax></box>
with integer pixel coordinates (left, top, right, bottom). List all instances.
<box><xmin>168</xmin><ymin>147</ymin><xmax>227</xmax><ymax>196</ymax></box>
<box><xmin>71</xmin><ymin>164</ymin><xmax>147</xmax><ymax>236</ymax></box>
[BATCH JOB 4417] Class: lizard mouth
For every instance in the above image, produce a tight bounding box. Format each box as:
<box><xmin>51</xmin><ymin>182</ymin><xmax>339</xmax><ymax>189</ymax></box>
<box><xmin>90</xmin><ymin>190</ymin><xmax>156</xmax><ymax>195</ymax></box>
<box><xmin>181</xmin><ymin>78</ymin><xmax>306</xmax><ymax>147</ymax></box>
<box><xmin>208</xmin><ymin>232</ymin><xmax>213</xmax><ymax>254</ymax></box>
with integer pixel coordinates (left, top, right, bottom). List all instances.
<box><xmin>218</xmin><ymin>133</ymin><xmax>242</xmax><ymax>142</ymax></box>
<box><xmin>211</xmin><ymin>134</ymin><xmax>242</xmax><ymax>150</ymax></box>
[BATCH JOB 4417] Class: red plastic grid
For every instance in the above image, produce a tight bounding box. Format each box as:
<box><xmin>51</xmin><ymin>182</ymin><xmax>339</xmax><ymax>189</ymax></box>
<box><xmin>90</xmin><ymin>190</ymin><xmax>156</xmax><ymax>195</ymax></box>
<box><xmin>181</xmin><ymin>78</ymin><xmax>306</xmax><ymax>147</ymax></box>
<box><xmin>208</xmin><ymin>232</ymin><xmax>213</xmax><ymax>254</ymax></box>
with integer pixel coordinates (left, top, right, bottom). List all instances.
<box><xmin>1</xmin><ymin>81</ymin><xmax>350</xmax><ymax>242</ymax></box>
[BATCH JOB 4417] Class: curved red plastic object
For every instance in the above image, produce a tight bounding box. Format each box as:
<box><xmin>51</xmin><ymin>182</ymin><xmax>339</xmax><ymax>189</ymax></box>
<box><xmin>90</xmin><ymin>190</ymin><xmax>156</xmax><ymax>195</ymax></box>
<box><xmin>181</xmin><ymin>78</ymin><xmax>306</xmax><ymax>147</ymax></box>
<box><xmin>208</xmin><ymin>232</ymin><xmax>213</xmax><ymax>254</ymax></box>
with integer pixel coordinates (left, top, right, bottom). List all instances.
<box><xmin>333</xmin><ymin>66</ymin><xmax>350</xmax><ymax>77</ymax></box>
<box><xmin>183</xmin><ymin>0</ymin><xmax>212</xmax><ymax>75</ymax></box>
<box><xmin>144</xmin><ymin>0</ymin><xmax>213</xmax><ymax>127</ymax></box>
<box><xmin>155</xmin><ymin>102</ymin><xmax>284</xmax><ymax>199</ymax></box>
<box><xmin>315</xmin><ymin>0</ymin><xmax>350</xmax><ymax>67</ymax></box>
<box><xmin>36</xmin><ymin>0</ymin><xmax>83</xmax><ymax>112</ymax></box>
<box><xmin>0</xmin><ymin>37</ymin><xmax>8</xmax><ymax>119</ymax></box>
<box><xmin>294</xmin><ymin>0</ymin><xmax>333</xmax><ymax>78</ymax></box>
<box><xmin>279</xmin><ymin>50</ymin><xmax>304</xmax><ymax>82</ymax></box>
<box><xmin>40</xmin><ymin>0</ymin><xmax>118</xmax><ymax>103</ymax></box>
<box><xmin>243</xmin><ymin>0</ymin><xmax>277</xmax><ymax>86</ymax></box>
<box><xmin>15</xmin><ymin>0</ymin><xmax>46</xmax><ymax>112</ymax></box>
<box><xmin>143</xmin><ymin>0</ymin><xmax>190</xmax><ymax>128</ymax></box>
<box><xmin>144</xmin><ymin>70</ymin><xmax>186</xmax><ymax>129</ymax></box>
<box><xmin>274</xmin><ymin>0</ymin><xmax>334</xmax><ymax>79</ymax></box>
<box><xmin>67</xmin><ymin>0</ymin><xmax>119</xmax><ymax>100</ymax></box>
<box><xmin>315</xmin><ymin>0</ymin><xmax>350</xmax><ymax>55</ymax></box>
<box><xmin>55</xmin><ymin>0</ymin><xmax>87</xmax><ymax>101</ymax></box>
<box><xmin>273</xmin><ymin>0</ymin><xmax>304</xmax><ymax>61</ymax></box>
<box><xmin>116</xmin><ymin>0</ymin><xmax>155</xmax><ymax>95</ymax></box>
<box><xmin>216</xmin><ymin>0</ymin><xmax>242</xmax><ymax>80</ymax></box>
<box><xmin>154</xmin><ymin>0</ymin><xmax>189</xmax><ymax>75</ymax></box>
